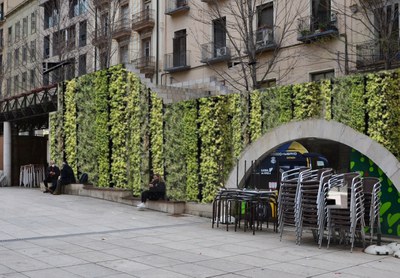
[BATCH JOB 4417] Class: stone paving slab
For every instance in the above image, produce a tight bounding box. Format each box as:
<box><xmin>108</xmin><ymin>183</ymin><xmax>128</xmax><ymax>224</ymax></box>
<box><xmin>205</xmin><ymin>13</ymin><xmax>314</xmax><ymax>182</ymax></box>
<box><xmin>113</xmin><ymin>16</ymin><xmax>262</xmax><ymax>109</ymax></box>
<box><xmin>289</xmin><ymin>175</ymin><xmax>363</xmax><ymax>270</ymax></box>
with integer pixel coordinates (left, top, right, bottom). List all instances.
<box><xmin>0</xmin><ymin>187</ymin><xmax>399</xmax><ymax>278</ymax></box>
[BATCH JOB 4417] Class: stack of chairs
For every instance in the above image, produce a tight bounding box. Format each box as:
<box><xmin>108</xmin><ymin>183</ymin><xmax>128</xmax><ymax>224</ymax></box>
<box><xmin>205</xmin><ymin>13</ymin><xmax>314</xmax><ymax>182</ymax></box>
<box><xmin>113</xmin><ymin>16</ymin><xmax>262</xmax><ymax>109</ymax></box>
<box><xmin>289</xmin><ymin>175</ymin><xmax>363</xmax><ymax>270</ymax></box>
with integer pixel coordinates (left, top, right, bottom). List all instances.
<box><xmin>212</xmin><ymin>189</ymin><xmax>239</xmax><ymax>231</ymax></box>
<box><xmin>326</xmin><ymin>173</ymin><xmax>365</xmax><ymax>252</ymax></box>
<box><xmin>362</xmin><ymin>177</ymin><xmax>382</xmax><ymax>244</ymax></box>
<box><xmin>296</xmin><ymin>168</ymin><xmax>334</xmax><ymax>245</ymax></box>
<box><xmin>278</xmin><ymin>167</ymin><xmax>308</xmax><ymax>241</ymax></box>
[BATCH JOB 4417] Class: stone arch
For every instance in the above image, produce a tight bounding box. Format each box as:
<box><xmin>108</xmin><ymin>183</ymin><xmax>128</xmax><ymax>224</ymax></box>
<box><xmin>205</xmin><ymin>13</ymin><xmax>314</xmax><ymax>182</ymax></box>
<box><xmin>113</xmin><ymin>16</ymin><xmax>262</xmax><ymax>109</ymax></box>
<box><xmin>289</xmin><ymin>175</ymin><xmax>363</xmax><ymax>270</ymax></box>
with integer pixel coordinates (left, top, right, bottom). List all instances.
<box><xmin>226</xmin><ymin>119</ymin><xmax>400</xmax><ymax>191</ymax></box>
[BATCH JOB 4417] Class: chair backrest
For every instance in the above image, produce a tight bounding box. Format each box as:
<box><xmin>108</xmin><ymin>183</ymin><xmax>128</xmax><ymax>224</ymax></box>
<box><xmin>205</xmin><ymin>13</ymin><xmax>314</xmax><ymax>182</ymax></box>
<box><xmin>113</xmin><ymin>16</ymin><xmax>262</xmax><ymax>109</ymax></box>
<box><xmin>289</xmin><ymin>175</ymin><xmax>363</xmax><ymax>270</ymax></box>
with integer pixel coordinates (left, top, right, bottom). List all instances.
<box><xmin>362</xmin><ymin>177</ymin><xmax>380</xmax><ymax>194</ymax></box>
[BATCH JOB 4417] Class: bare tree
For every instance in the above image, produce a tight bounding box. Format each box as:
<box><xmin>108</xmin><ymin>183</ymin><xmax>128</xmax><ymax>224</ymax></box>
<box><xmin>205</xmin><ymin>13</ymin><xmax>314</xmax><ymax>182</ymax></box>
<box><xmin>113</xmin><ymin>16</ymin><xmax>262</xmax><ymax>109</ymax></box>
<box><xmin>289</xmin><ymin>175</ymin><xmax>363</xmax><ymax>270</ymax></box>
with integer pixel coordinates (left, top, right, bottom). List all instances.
<box><xmin>191</xmin><ymin>0</ymin><xmax>308</xmax><ymax>92</ymax></box>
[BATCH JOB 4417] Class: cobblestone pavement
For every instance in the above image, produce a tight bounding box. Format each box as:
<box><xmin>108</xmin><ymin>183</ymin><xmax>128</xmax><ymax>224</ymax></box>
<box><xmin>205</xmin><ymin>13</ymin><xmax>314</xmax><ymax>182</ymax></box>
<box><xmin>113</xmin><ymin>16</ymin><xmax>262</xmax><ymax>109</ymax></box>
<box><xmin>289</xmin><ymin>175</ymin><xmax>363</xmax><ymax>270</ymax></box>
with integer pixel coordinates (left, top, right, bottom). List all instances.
<box><xmin>0</xmin><ymin>187</ymin><xmax>398</xmax><ymax>278</ymax></box>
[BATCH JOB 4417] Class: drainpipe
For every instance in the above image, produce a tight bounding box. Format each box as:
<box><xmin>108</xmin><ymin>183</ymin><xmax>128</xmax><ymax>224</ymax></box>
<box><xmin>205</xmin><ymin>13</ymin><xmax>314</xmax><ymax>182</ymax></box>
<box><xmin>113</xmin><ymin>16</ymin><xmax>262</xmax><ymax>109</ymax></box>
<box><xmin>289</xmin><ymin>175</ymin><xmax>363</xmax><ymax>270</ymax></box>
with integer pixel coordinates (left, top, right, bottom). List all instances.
<box><xmin>155</xmin><ymin>0</ymin><xmax>159</xmax><ymax>85</ymax></box>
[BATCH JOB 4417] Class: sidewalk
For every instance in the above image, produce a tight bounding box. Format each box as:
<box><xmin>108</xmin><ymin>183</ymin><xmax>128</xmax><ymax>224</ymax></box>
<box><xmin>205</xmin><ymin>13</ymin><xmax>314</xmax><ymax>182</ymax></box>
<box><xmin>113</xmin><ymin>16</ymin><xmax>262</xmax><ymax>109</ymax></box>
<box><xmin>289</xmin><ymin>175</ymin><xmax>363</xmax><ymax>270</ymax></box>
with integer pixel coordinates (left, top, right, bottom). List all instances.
<box><xmin>0</xmin><ymin>187</ymin><xmax>398</xmax><ymax>278</ymax></box>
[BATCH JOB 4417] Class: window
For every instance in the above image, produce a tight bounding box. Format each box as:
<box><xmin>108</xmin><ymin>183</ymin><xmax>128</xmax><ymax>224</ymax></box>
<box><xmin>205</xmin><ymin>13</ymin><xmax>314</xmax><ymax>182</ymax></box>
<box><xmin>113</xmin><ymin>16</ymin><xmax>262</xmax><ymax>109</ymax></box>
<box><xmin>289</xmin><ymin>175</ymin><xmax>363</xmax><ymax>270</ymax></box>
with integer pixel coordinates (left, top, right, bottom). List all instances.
<box><xmin>173</xmin><ymin>29</ymin><xmax>187</xmax><ymax>67</ymax></box>
<box><xmin>101</xmin><ymin>13</ymin><xmax>109</xmax><ymax>36</ymax></box>
<box><xmin>14</xmin><ymin>75</ymin><xmax>19</xmax><ymax>93</ymax></box>
<box><xmin>30</xmin><ymin>40</ymin><xmax>36</xmax><ymax>62</ymax></box>
<box><xmin>143</xmin><ymin>40</ymin><xmax>150</xmax><ymax>57</ymax></box>
<box><xmin>7</xmin><ymin>52</ymin><xmax>11</xmax><ymax>70</ymax></box>
<box><xmin>14</xmin><ymin>48</ymin><xmax>19</xmax><ymax>68</ymax></box>
<box><xmin>79</xmin><ymin>21</ymin><xmax>87</xmax><ymax>47</ymax></box>
<box><xmin>0</xmin><ymin>29</ymin><xmax>3</xmax><ymax>48</ymax></box>
<box><xmin>310</xmin><ymin>70</ymin><xmax>334</xmax><ymax>81</ymax></box>
<box><xmin>22</xmin><ymin>45</ymin><xmax>27</xmax><ymax>64</ymax></box>
<box><xmin>44</xmin><ymin>35</ymin><xmax>50</xmax><ymax>58</ymax></box>
<box><xmin>52</xmin><ymin>32</ymin><xmax>59</xmax><ymax>56</ymax></box>
<box><xmin>23</xmin><ymin>17</ymin><xmax>28</xmax><ymax>37</ymax></box>
<box><xmin>213</xmin><ymin>17</ymin><xmax>226</xmax><ymax>54</ymax></box>
<box><xmin>44</xmin><ymin>1</ymin><xmax>59</xmax><ymax>29</ymax></box>
<box><xmin>67</xmin><ymin>25</ymin><xmax>76</xmax><ymax>50</ymax></box>
<box><xmin>66</xmin><ymin>58</ymin><xmax>75</xmax><ymax>80</ymax></box>
<box><xmin>257</xmin><ymin>3</ymin><xmax>273</xmax><ymax>29</ymax></box>
<box><xmin>31</xmin><ymin>12</ymin><xmax>36</xmax><ymax>34</ymax></box>
<box><xmin>15</xmin><ymin>22</ymin><xmax>20</xmax><ymax>41</ymax></box>
<box><xmin>312</xmin><ymin>0</ymin><xmax>331</xmax><ymax>31</ymax></box>
<box><xmin>119</xmin><ymin>44</ymin><xmax>129</xmax><ymax>64</ymax></box>
<box><xmin>70</xmin><ymin>0</ymin><xmax>87</xmax><ymax>17</ymax></box>
<box><xmin>258</xmin><ymin>79</ymin><xmax>276</xmax><ymax>90</ymax></box>
<box><xmin>79</xmin><ymin>54</ymin><xmax>86</xmax><ymax>75</ymax></box>
<box><xmin>0</xmin><ymin>3</ymin><xmax>3</xmax><ymax>21</ymax></box>
<box><xmin>8</xmin><ymin>27</ymin><xmax>12</xmax><ymax>46</ymax></box>
<box><xmin>0</xmin><ymin>54</ymin><xmax>2</xmax><ymax>75</ymax></box>
<box><xmin>43</xmin><ymin>72</ymin><xmax>49</xmax><ymax>86</ymax></box>
<box><xmin>30</xmin><ymin>69</ymin><xmax>35</xmax><ymax>89</ymax></box>
<box><xmin>22</xmin><ymin>72</ymin><xmax>27</xmax><ymax>91</ymax></box>
<box><xmin>7</xmin><ymin>78</ymin><xmax>11</xmax><ymax>96</ymax></box>
<box><xmin>121</xmin><ymin>4</ymin><xmax>129</xmax><ymax>24</ymax></box>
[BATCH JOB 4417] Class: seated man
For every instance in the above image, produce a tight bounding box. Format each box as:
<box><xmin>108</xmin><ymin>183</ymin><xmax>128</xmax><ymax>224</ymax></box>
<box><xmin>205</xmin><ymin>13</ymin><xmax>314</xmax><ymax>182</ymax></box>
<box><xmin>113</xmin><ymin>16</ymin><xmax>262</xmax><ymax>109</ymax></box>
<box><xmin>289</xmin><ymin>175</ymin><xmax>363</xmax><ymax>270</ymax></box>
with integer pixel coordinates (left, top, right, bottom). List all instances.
<box><xmin>43</xmin><ymin>161</ymin><xmax>60</xmax><ymax>193</ymax></box>
<box><xmin>50</xmin><ymin>161</ymin><xmax>76</xmax><ymax>195</ymax></box>
<box><xmin>137</xmin><ymin>173</ymin><xmax>166</xmax><ymax>210</ymax></box>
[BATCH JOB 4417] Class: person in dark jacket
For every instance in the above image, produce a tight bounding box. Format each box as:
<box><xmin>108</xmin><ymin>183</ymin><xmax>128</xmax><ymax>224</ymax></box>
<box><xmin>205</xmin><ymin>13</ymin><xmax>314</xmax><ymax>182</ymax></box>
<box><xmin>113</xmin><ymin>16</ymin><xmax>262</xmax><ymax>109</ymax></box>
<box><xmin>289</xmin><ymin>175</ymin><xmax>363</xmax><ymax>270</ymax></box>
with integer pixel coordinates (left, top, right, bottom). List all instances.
<box><xmin>50</xmin><ymin>161</ymin><xmax>76</xmax><ymax>195</ymax></box>
<box><xmin>43</xmin><ymin>161</ymin><xmax>60</xmax><ymax>193</ymax></box>
<box><xmin>137</xmin><ymin>173</ymin><xmax>166</xmax><ymax>210</ymax></box>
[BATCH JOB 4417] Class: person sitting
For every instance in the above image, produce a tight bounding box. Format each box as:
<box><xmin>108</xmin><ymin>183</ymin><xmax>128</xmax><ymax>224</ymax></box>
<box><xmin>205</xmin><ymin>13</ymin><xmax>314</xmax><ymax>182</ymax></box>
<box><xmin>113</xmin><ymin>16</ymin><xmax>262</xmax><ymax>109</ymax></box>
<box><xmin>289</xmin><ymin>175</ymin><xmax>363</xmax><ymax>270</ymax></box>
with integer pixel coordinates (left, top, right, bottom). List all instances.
<box><xmin>43</xmin><ymin>161</ymin><xmax>60</xmax><ymax>193</ymax></box>
<box><xmin>137</xmin><ymin>173</ymin><xmax>166</xmax><ymax>210</ymax></box>
<box><xmin>50</xmin><ymin>161</ymin><xmax>76</xmax><ymax>195</ymax></box>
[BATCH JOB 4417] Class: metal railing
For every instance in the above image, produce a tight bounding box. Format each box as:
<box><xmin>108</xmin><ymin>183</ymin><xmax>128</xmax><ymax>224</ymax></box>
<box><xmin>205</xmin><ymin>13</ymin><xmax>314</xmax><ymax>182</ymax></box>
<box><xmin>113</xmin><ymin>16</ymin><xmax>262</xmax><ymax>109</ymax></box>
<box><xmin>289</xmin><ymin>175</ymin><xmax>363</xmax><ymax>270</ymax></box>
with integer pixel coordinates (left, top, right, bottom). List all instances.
<box><xmin>297</xmin><ymin>14</ymin><xmax>338</xmax><ymax>39</ymax></box>
<box><xmin>200</xmin><ymin>42</ymin><xmax>231</xmax><ymax>63</ymax></box>
<box><xmin>164</xmin><ymin>50</ymin><xmax>191</xmax><ymax>71</ymax></box>
<box><xmin>256</xmin><ymin>27</ymin><xmax>275</xmax><ymax>49</ymax></box>
<box><xmin>112</xmin><ymin>19</ymin><xmax>131</xmax><ymax>39</ymax></box>
<box><xmin>356</xmin><ymin>39</ymin><xmax>400</xmax><ymax>69</ymax></box>
<box><xmin>132</xmin><ymin>9</ymin><xmax>155</xmax><ymax>31</ymax></box>
<box><xmin>133</xmin><ymin>56</ymin><xmax>155</xmax><ymax>70</ymax></box>
<box><xmin>165</xmin><ymin>0</ymin><xmax>189</xmax><ymax>15</ymax></box>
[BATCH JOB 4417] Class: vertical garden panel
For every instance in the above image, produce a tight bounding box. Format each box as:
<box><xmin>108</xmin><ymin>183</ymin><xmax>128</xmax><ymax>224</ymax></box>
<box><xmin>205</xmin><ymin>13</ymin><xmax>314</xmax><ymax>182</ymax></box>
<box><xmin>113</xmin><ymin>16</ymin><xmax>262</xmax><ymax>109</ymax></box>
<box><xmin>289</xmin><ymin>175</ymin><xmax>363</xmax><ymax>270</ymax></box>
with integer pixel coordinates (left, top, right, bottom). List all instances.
<box><xmin>109</xmin><ymin>66</ymin><xmax>128</xmax><ymax>188</ymax></box>
<box><xmin>76</xmin><ymin>74</ymin><xmax>98</xmax><ymax>184</ymax></box>
<box><xmin>64</xmin><ymin>79</ymin><xmax>77</xmax><ymax>174</ymax></box>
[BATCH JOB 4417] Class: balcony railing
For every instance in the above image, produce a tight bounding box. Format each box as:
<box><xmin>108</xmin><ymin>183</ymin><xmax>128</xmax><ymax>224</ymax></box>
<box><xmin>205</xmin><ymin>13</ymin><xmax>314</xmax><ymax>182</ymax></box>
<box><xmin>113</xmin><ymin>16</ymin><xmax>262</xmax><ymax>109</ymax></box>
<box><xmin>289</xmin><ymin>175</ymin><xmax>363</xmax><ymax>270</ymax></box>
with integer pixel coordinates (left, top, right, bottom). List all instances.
<box><xmin>112</xmin><ymin>19</ymin><xmax>131</xmax><ymax>40</ymax></box>
<box><xmin>255</xmin><ymin>27</ymin><xmax>276</xmax><ymax>52</ymax></box>
<box><xmin>132</xmin><ymin>9</ymin><xmax>155</xmax><ymax>32</ymax></box>
<box><xmin>164</xmin><ymin>50</ymin><xmax>191</xmax><ymax>72</ymax></box>
<box><xmin>297</xmin><ymin>14</ymin><xmax>338</xmax><ymax>42</ymax></box>
<box><xmin>133</xmin><ymin>56</ymin><xmax>155</xmax><ymax>74</ymax></box>
<box><xmin>356</xmin><ymin>40</ymin><xmax>400</xmax><ymax>70</ymax></box>
<box><xmin>92</xmin><ymin>29</ymin><xmax>109</xmax><ymax>47</ymax></box>
<box><xmin>165</xmin><ymin>0</ymin><xmax>190</xmax><ymax>16</ymax></box>
<box><xmin>93</xmin><ymin>0</ymin><xmax>110</xmax><ymax>7</ymax></box>
<box><xmin>200</xmin><ymin>42</ymin><xmax>231</xmax><ymax>64</ymax></box>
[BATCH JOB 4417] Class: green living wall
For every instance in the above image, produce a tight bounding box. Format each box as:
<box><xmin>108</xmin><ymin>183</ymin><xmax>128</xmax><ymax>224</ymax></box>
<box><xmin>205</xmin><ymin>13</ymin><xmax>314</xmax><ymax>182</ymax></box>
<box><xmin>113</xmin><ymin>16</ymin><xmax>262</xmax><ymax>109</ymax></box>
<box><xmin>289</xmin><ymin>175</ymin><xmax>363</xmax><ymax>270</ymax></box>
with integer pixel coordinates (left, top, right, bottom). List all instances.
<box><xmin>51</xmin><ymin>67</ymin><xmax>400</xmax><ymax>228</ymax></box>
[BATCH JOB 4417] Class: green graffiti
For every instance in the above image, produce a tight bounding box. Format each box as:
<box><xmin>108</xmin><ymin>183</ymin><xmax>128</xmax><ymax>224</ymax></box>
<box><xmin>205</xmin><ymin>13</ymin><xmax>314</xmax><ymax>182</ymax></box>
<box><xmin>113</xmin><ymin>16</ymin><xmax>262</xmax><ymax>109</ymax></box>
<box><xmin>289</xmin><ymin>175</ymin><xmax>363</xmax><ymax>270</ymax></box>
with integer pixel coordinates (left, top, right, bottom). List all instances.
<box><xmin>360</xmin><ymin>157</ymin><xmax>365</xmax><ymax>162</ymax></box>
<box><xmin>389</xmin><ymin>187</ymin><xmax>393</xmax><ymax>193</ymax></box>
<box><xmin>369</xmin><ymin>159</ymin><xmax>374</xmax><ymax>166</ymax></box>
<box><xmin>381</xmin><ymin>202</ymin><xmax>391</xmax><ymax>215</ymax></box>
<box><xmin>387</xmin><ymin>213</ymin><xmax>400</xmax><ymax>227</ymax></box>
<box><xmin>378</xmin><ymin>168</ymin><xmax>383</xmax><ymax>176</ymax></box>
<box><xmin>350</xmin><ymin>161</ymin><xmax>355</xmax><ymax>170</ymax></box>
<box><xmin>398</xmin><ymin>225</ymin><xmax>400</xmax><ymax>236</ymax></box>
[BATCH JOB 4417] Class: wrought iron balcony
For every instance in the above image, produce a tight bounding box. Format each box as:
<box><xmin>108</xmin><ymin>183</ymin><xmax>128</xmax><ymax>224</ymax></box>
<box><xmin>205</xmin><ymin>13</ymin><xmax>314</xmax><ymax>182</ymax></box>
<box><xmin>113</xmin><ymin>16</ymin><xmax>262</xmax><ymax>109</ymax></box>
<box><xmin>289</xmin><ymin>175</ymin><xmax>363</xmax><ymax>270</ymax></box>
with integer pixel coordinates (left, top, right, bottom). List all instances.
<box><xmin>356</xmin><ymin>40</ymin><xmax>400</xmax><ymax>70</ymax></box>
<box><xmin>133</xmin><ymin>56</ymin><xmax>155</xmax><ymax>76</ymax></box>
<box><xmin>164</xmin><ymin>50</ymin><xmax>191</xmax><ymax>72</ymax></box>
<box><xmin>132</xmin><ymin>9</ymin><xmax>155</xmax><ymax>32</ymax></box>
<box><xmin>93</xmin><ymin>0</ymin><xmax>110</xmax><ymax>8</ymax></box>
<box><xmin>297</xmin><ymin>14</ymin><xmax>338</xmax><ymax>43</ymax></box>
<box><xmin>112</xmin><ymin>19</ymin><xmax>131</xmax><ymax>41</ymax></box>
<box><xmin>200</xmin><ymin>42</ymin><xmax>231</xmax><ymax>64</ymax></box>
<box><xmin>92</xmin><ymin>29</ymin><xmax>109</xmax><ymax>47</ymax></box>
<box><xmin>165</xmin><ymin>0</ymin><xmax>190</xmax><ymax>16</ymax></box>
<box><xmin>255</xmin><ymin>27</ymin><xmax>276</xmax><ymax>53</ymax></box>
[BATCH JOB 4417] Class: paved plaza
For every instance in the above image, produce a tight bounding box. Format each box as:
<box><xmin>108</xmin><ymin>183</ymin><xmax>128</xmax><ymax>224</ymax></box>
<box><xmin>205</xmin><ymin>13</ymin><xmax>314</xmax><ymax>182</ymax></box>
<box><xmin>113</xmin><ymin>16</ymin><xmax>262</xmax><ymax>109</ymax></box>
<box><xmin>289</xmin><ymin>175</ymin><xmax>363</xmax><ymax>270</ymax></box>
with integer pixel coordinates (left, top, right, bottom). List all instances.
<box><xmin>0</xmin><ymin>187</ymin><xmax>399</xmax><ymax>278</ymax></box>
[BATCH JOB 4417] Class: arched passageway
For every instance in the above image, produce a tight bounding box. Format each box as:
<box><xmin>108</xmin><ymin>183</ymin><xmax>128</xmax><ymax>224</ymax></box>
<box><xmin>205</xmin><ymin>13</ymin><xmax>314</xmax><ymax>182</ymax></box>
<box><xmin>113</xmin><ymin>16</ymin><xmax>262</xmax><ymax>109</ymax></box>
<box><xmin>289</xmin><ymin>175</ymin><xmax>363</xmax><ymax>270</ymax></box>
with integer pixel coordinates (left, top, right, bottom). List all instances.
<box><xmin>226</xmin><ymin>119</ymin><xmax>400</xmax><ymax>191</ymax></box>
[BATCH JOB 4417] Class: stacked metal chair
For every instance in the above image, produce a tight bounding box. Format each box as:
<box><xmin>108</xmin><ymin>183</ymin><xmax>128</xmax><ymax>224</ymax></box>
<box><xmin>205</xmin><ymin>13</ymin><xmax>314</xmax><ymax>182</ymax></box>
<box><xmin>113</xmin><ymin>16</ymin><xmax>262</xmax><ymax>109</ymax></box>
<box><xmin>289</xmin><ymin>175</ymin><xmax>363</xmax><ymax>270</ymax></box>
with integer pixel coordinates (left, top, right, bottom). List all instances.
<box><xmin>296</xmin><ymin>168</ymin><xmax>334</xmax><ymax>245</ymax></box>
<box><xmin>212</xmin><ymin>188</ymin><xmax>239</xmax><ymax>231</ymax></box>
<box><xmin>326</xmin><ymin>173</ymin><xmax>366</xmax><ymax>252</ymax></box>
<box><xmin>362</xmin><ymin>177</ymin><xmax>382</xmax><ymax>244</ymax></box>
<box><xmin>278</xmin><ymin>167</ymin><xmax>308</xmax><ymax>241</ymax></box>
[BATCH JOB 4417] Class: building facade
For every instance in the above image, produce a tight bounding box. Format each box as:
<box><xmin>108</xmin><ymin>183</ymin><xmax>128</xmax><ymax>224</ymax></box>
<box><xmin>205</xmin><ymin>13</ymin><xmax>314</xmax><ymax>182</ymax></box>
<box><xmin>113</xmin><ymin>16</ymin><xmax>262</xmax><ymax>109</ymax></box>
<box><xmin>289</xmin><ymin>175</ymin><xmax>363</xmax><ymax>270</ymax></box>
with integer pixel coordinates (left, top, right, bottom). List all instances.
<box><xmin>0</xmin><ymin>0</ymin><xmax>398</xmax><ymax>97</ymax></box>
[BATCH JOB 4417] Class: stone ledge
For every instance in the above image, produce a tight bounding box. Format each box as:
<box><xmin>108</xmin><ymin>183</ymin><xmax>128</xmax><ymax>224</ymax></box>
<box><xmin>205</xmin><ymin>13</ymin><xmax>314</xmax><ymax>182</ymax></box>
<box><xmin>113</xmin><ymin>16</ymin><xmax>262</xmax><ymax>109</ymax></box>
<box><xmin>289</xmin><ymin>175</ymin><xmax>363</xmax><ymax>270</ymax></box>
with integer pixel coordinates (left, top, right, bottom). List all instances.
<box><xmin>43</xmin><ymin>183</ymin><xmax>212</xmax><ymax>217</ymax></box>
<box><xmin>121</xmin><ymin>196</ymin><xmax>186</xmax><ymax>215</ymax></box>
